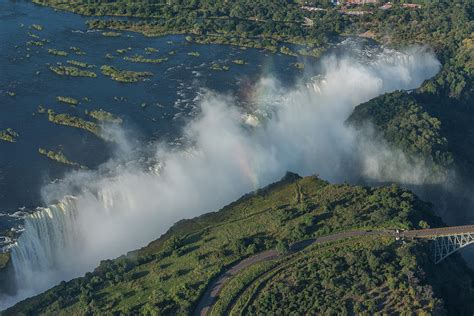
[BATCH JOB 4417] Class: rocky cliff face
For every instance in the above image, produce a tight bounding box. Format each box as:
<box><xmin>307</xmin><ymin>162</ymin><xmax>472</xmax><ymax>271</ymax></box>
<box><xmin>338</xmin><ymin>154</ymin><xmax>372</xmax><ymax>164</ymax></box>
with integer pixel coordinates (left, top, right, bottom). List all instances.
<box><xmin>0</xmin><ymin>253</ymin><xmax>16</xmax><ymax>295</ymax></box>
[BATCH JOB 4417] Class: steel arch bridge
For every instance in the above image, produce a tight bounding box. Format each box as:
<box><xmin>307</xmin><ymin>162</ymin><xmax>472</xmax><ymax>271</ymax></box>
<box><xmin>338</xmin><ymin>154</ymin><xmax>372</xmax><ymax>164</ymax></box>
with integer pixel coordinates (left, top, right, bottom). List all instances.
<box><xmin>397</xmin><ymin>225</ymin><xmax>474</xmax><ymax>264</ymax></box>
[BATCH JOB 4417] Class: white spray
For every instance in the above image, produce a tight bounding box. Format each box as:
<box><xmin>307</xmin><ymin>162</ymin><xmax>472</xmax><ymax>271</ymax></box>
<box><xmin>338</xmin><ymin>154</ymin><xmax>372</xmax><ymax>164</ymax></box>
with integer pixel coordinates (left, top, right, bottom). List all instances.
<box><xmin>1</xmin><ymin>46</ymin><xmax>441</xmax><ymax>309</ymax></box>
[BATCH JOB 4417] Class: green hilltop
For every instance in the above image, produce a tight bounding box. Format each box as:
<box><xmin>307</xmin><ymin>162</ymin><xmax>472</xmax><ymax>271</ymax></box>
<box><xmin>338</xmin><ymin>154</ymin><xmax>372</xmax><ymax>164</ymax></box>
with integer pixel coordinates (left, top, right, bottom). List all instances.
<box><xmin>5</xmin><ymin>174</ymin><xmax>474</xmax><ymax>315</ymax></box>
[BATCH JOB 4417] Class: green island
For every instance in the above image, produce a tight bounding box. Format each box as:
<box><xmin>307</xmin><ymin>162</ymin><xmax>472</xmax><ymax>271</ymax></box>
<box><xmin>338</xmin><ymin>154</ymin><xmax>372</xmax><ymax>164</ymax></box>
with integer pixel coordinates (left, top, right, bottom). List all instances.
<box><xmin>37</xmin><ymin>105</ymin><xmax>47</xmax><ymax>114</ymax></box>
<box><xmin>49</xmin><ymin>65</ymin><xmax>97</xmax><ymax>78</ymax></box>
<box><xmin>102</xmin><ymin>31</ymin><xmax>121</xmax><ymax>37</ymax></box>
<box><xmin>5</xmin><ymin>174</ymin><xmax>474</xmax><ymax>315</ymax></box>
<box><xmin>38</xmin><ymin>148</ymin><xmax>86</xmax><ymax>169</ymax></box>
<box><xmin>292</xmin><ymin>62</ymin><xmax>305</xmax><ymax>69</ymax></box>
<box><xmin>210</xmin><ymin>63</ymin><xmax>230</xmax><ymax>71</ymax></box>
<box><xmin>100</xmin><ymin>65</ymin><xmax>153</xmax><ymax>83</ymax></box>
<box><xmin>27</xmin><ymin>32</ymin><xmax>40</xmax><ymax>39</ymax></box>
<box><xmin>56</xmin><ymin>96</ymin><xmax>79</xmax><ymax>106</ymax></box>
<box><xmin>279</xmin><ymin>45</ymin><xmax>298</xmax><ymax>57</ymax></box>
<box><xmin>187</xmin><ymin>51</ymin><xmax>200</xmax><ymax>57</ymax></box>
<box><xmin>115</xmin><ymin>48</ymin><xmax>130</xmax><ymax>54</ymax></box>
<box><xmin>26</xmin><ymin>40</ymin><xmax>44</xmax><ymax>47</ymax></box>
<box><xmin>69</xmin><ymin>46</ymin><xmax>86</xmax><ymax>55</ymax></box>
<box><xmin>231</xmin><ymin>59</ymin><xmax>246</xmax><ymax>65</ymax></box>
<box><xmin>48</xmin><ymin>48</ymin><xmax>68</xmax><ymax>57</ymax></box>
<box><xmin>144</xmin><ymin>47</ymin><xmax>158</xmax><ymax>54</ymax></box>
<box><xmin>66</xmin><ymin>60</ymin><xmax>95</xmax><ymax>68</ymax></box>
<box><xmin>0</xmin><ymin>128</ymin><xmax>19</xmax><ymax>143</ymax></box>
<box><xmin>86</xmin><ymin>109</ymin><xmax>123</xmax><ymax>124</ymax></box>
<box><xmin>123</xmin><ymin>54</ymin><xmax>168</xmax><ymax>64</ymax></box>
<box><xmin>47</xmin><ymin>110</ymin><xmax>101</xmax><ymax>137</ymax></box>
<box><xmin>30</xmin><ymin>24</ymin><xmax>43</xmax><ymax>31</ymax></box>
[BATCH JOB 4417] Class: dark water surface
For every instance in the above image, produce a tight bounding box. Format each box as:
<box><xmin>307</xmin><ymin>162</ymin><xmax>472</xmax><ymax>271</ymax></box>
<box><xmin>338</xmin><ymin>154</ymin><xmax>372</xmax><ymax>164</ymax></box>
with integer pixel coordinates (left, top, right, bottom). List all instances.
<box><xmin>0</xmin><ymin>0</ymin><xmax>302</xmax><ymax>214</ymax></box>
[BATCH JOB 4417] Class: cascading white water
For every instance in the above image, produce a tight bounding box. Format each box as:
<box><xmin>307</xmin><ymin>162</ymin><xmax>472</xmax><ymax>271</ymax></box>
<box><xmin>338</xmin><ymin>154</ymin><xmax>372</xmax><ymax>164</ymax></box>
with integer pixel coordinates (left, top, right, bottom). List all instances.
<box><xmin>2</xmin><ymin>46</ymin><xmax>443</xmax><ymax>309</ymax></box>
<box><xmin>10</xmin><ymin>197</ymin><xmax>82</xmax><ymax>295</ymax></box>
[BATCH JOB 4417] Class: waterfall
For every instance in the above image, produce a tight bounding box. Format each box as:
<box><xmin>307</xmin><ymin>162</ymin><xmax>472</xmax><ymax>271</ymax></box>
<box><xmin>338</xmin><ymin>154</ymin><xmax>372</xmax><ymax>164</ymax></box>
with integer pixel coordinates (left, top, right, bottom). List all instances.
<box><xmin>1</xmin><ymin>46</ymin><xmax>442</xmax><ymax>310</ymax></box>
<box><xmin>10</xmin><ymin>197</ymin><xmax>83</xmax><ymax>295</ymax></box>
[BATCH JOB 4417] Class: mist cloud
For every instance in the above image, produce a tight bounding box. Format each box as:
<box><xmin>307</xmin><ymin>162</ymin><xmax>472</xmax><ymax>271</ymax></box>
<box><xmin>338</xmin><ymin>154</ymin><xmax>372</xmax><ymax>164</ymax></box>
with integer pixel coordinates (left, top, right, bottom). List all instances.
<box><xmin>2</xmin><ymin>46</ymin><xmax>442</xmax><ymax>308</ymax></box>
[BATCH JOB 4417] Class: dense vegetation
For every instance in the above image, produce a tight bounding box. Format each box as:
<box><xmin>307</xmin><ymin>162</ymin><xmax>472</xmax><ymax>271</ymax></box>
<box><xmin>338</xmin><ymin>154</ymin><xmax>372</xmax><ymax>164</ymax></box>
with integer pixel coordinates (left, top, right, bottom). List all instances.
<box><xmin>348</xmin><ymin>92</ymin><xmax>454</xmax><ymax>174</ymax></box>
<box><xmin>349</xmin><ymin>91</ymin><xmax>474</xmax><ymax>183</ymax></box>
<box><xmin>31</xmin><ymin>1</ymin><xmax>472</xmax><ymax>61</ymax></box>
<box><xmin>66</xmin><ymin>60</ymin><xmax>95</xmax><ymax>68</ymax></box>
<box><xmin>100</xmin><ymin>65</ymin><xmax>153</xmax><ymax>83</ymax></box>
<box><xmin>33</xmin><ymin>0</ymin><xmax>343</xmax><ymax>55</ymax></box>
<box><xmin>49</xmin><ymin>65</ymin><xmax>97</xmax><ymax>78</ymax></box>
<box><xmin>237</xmin><ymin>238</ymin><xmax>474</xmax><ymax>315</ymax></box>
<box><xmin>85</xmin><ymin>109</ymin><xmax>123</xmax><ymax>124</ymax></box>
<box><xmin>345</xmin><ymin>1</ymin><xmax>473</xmax><ymax>181</ymax></box>
<box><xmin>56</xmin><ymin>96</ymin><xmax>79</xmax><ymax>106</ymax></box>
<box><xmin>239</xmin><ymin>240</ymin><xmax>434</xmax><ymax>314</ymax></box>
<box><xmin>5</xmin><ymin>174</ymin><xmax>474</xmax><ymax>315</ymax></box>
<box><xmin>48</xmin><ymin>48</ymin><xmax>68</xmax><ymax>57</ymax></box>
<box><xmin>47</xmin><ymin>110</ymin><xmax>101</xmax><ymax>137</ymax></box>
<box><xmin>31</xmin><ymin>0</ymin><xmax>472</xmax><ymax>95</ymax></box>
<box><xmin>123</xmin><ymin>54</ymin><xmax>168</xmax><ymax>64</ymax></box>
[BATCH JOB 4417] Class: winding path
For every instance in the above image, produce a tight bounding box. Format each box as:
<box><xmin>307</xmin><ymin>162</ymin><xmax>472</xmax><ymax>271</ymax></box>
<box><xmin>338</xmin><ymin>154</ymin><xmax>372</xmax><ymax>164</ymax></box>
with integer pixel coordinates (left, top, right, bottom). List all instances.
<box><xmin>193</xmin><ymin>229</ymin><xmax>389</xmax><ymax>316</ymax></box>
<box><xmin>193</xmin><ymin>224</ymin><xmax>474</xmax><ymax>315</ymax></box>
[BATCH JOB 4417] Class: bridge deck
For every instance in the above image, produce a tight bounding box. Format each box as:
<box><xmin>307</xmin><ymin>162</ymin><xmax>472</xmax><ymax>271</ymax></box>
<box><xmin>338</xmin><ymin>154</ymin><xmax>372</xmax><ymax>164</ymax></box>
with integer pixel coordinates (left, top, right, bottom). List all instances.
<box><xmin>403</xmin><ymin>225</ymin><xmax>474</xmax><ymax>239</ymax></box>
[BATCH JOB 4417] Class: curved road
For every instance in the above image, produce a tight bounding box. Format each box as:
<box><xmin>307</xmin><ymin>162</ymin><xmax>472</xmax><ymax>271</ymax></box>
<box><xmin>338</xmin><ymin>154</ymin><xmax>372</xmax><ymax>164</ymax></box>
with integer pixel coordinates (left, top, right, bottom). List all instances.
<box><xmin>193</xmin><ymin>229</ymin><xmax>388</xmax><ymax>316</ymax></box>
<box><xmin>193</xmin><ymin>224</ymin><xmax>474</xmax><ymax>316</ymax></box>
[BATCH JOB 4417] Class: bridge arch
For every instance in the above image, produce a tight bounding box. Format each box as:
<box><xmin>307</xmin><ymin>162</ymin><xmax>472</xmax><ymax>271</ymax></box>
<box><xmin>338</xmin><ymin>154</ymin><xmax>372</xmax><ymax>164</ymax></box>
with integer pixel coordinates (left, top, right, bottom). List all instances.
<box><xmin>431</xmin><ymin>233</ymin><xmax>474</xmax><ymax>264</ymax></box>
<box><xmin>397</xmin><ymin>225</ymin><xmax>474</xmax><ymax>264</ymax></box>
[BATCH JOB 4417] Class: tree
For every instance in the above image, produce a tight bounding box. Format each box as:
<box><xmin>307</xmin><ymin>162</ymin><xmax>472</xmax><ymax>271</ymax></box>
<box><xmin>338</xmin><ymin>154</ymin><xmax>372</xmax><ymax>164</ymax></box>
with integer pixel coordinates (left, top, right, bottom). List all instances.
<box><xmin>276</xmin><ymin>239</ymin><xmax>290</xmax><ymax>254</ymax></box>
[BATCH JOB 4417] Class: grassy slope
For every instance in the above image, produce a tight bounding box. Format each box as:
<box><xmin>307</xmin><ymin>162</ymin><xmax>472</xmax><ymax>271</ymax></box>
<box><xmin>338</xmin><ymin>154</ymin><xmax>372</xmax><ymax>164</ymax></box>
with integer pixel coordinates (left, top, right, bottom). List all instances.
<box><xmin>5</xmin><ymin>174</ymin><xmax>474</xmax><ymax>315</ymax></box>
